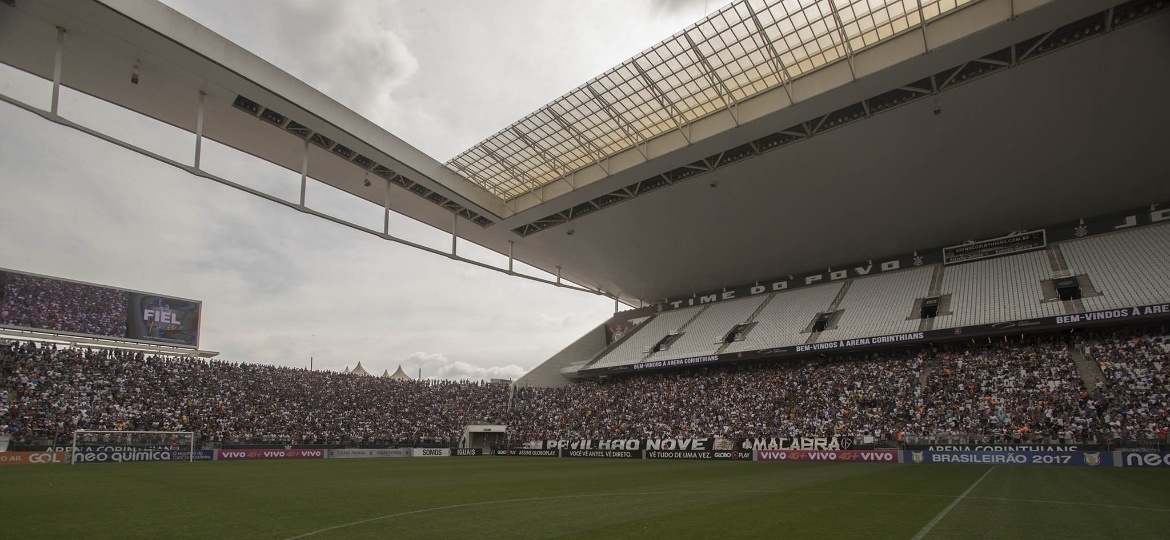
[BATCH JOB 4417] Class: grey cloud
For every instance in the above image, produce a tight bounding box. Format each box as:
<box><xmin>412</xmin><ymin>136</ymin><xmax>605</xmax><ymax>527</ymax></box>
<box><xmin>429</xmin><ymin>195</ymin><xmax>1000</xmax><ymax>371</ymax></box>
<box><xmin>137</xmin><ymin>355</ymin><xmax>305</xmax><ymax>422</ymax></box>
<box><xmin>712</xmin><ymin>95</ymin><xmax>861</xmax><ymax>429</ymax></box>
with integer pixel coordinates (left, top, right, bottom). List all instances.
<box><xmin>651</xmin><ymin>0</ymin><xmax>706</xmax><ymax>16</ymax></box>
<box><xmin>402</xmin><ymin>351</ymin><xmax>526</xmax><ymax>381</ymax></box>
<box><xmin>161</xmin><ymin>0</ymin><xmax>418</xmax><ymax>127</ymax></box>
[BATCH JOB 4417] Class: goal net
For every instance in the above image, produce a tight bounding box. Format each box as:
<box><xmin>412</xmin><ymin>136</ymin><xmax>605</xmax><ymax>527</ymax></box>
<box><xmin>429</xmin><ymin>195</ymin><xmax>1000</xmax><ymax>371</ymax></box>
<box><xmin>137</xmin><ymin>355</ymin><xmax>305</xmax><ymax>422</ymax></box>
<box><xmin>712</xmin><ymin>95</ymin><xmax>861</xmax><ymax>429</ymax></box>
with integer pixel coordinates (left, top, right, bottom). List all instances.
<box><xmin>70</xmin><ymin>430</ymin><xmax>196</xmax><ymax>464</ymax></box>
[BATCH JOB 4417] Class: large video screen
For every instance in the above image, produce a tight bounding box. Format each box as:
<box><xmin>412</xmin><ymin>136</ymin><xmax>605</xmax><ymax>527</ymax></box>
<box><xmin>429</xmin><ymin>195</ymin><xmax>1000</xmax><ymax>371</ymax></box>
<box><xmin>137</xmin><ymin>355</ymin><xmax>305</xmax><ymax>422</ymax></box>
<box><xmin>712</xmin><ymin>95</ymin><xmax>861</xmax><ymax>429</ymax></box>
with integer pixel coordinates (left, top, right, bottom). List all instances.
<box><xmin>0</xmin><ymin>269</ymin><xmax>200</xmax><ymax>348</ymax></box>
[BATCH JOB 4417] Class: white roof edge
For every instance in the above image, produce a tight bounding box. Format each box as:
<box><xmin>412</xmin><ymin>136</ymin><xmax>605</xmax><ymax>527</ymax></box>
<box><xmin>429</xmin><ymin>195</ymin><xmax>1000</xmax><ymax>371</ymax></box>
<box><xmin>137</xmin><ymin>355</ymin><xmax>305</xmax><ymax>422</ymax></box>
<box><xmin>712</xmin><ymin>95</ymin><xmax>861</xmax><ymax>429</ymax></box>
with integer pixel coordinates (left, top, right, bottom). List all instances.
<box><xmin>94</xmin><ymin>0</ymin><xmax>510</xmax><ymax>219</ymax></box>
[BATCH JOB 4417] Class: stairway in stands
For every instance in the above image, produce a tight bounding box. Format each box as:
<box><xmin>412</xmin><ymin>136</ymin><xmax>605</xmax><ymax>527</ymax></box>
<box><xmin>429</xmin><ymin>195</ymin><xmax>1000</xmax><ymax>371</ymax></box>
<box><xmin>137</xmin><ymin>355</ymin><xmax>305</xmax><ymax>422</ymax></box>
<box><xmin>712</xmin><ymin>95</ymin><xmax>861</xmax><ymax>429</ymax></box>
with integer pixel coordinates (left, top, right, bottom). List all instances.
<box><xmin>642</xmin><ymin>305</ymin><xmax>710</xmax><ymax>360</ymax></box>
<box><xmin>804</xmin><ymin>281</ymin><xmax>852</xmax><ymax>345</ymax></box>
<box><xmin>1070</xmin><ymin>346</ymin><xmax>1108</xmax><ymax>394</ymax></box>
<box><xmin>714</xmin><ymin>293</ymin><xmax>776</xmax><ymax>355</ymax></box>
<box><xmin>919</xmin><ymin>264</ymin><xmax>947</xmax><ymax>332</ymax></box>
<box><xmin>918</xmin><ymin>363</ymin><xmax>932</xmax><ymax>389</ymax></box>
<box><xmin>1047</xmin><ymin>244</ymin><xmax>1087</xmax><ymax>315</ymax></box>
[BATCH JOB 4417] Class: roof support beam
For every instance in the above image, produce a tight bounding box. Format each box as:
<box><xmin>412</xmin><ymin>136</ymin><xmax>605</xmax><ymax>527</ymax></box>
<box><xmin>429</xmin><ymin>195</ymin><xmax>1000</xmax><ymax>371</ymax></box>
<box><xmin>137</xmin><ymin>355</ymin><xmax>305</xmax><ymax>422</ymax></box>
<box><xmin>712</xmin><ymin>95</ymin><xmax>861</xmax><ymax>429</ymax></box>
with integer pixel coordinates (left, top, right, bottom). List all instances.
<box><xmin>0</xmin><ymin>92</ymin><xmax>609</xmax><ymax>294</ymax></box>
<box><xmin>512</xmin><ymin>127</ymin><xmax>574</xmax><ymax>190</ymax></box>
<box><xmin>828</xmin><ymin>1</ymin><xmax>857</xmax><ymax>82</ymax></box>
<box><xmin>299</xmin><ymin>138</ymin><xmax>309</xmax><ymax>207</ymax></box>
<box><xmin>482</xmin><ymin>146</ymin><xmax>543</xmax><ymax>202</ymax></box>
<box><xmin>632</xmin><ymin>60</ymin><xmax>692</xmax><ymax>143</ymax></box>
<box><xmin>383</xmin><ymin>177</ymin><xmax>391</xmax><ymax>235</ymax></box>
<box><xmin>194</xmin><ymin>91</ymin><xmax>205</xmax><ymax>170</ymax></box>
<box><xmin>451</xmin><ymin>212</ymin><xmax>458</xmax><ymax>256</ymax></box>
<box><xmin>586</xmin><ymin>85</ymin><xmax>648</xmax><ymax>161</ymax></box>
<box><xmin>450</xmin><ymin>159</ymin><xmax>499</xmax><ymax>197</ymax></box>
<box><xmin>51</xmin><ymin>27</ymin><xmax>64</xmax><ymax>116</ymax></box>
<box><xmin>549</xmin><ymin>107</ymin><xmax>610</xmax><ymax>176</ymax></box>
<box><xmin>683</xmin><ymin>32</ymin><xmax>740</xmax><ymax>126</ymax></box>
<box><xmin>916</xmin><ymin>0</ymin><xmax>930</xmax><ymax>52</ymax></box>
<box><xmin>744</xmin><ymin>1</ymin><xmax>794</xmax><ymax>103</ymax></box>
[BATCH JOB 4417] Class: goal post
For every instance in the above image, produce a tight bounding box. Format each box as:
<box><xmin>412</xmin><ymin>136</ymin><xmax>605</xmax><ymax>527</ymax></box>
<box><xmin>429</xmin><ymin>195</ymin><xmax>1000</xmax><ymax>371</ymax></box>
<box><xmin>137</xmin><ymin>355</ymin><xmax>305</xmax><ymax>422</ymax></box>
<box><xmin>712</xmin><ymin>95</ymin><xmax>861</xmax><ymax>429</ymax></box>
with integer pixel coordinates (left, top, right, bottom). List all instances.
<box><xmin>70</xmin><ymin>430</ymin><xmax>196</xmax><ymax>464</ymax></box>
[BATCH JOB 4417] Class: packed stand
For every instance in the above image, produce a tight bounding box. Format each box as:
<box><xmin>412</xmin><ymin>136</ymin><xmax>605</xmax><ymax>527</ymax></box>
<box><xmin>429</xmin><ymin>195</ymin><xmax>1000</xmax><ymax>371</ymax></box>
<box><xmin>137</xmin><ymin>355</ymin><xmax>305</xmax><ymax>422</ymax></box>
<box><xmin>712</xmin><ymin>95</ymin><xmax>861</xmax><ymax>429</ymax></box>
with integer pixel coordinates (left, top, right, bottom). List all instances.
<box><xmin>916</xmin><ymin>337</ymin><xmax>1097</xmax><ymax>444</ymax></box>
<box><xmin>3</xmin><ymin>328</ymin><xmax>1168</xmax><ymax>449</ymax></box>
<box><xmin>508</xmin><ymin>350</ymin><xmax>925</xmax><ymax>443</ymax></box>
<box><xmin>509</xmin><ymin>335</ymin><xmax>1139</xmax><ymax>446</ymax></box>
<box><xmin>1083</xmin><ymin>328</ymin><xmax>1170</xmax><ymax>442</ymax></box>
<box><xmin>1</xmin><ymin>341</ymin><xmax>507</xmax><ymax>446</ymax></box>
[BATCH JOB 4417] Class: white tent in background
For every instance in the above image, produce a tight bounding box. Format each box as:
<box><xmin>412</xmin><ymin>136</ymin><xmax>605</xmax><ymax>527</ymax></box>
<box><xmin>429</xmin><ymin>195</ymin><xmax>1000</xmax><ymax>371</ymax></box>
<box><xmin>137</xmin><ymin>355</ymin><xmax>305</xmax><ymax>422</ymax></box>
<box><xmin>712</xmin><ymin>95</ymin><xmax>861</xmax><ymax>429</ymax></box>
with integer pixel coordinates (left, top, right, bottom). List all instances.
<box><xmin>350</xmin><ymin>362</ymin><xmax>371</xmax><ymax>376</ymax></box>
<box><xmin>342</xmin><ymin>366</ymin><xmax>351</xmax><ymax>374</ymax></box>
<box><xmin>381</xmin><ymin>369</ymin><xmax>391</xmax><ymax>378</ymax></box>
<box><xmin>388</xmin><ymin>365</ymin><xmax>412</xmax><ymax>381</ymax></box>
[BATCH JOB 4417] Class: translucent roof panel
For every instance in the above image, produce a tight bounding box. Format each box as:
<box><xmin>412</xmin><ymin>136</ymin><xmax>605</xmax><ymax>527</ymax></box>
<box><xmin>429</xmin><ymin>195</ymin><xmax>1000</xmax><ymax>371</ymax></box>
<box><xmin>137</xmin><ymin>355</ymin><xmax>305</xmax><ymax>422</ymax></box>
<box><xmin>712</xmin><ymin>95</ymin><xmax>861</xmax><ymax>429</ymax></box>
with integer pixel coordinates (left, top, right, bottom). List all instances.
<box><xmin>446</xmin><ymin>0</ymin><xmax>984</xmax><ymax>202</ymax></box>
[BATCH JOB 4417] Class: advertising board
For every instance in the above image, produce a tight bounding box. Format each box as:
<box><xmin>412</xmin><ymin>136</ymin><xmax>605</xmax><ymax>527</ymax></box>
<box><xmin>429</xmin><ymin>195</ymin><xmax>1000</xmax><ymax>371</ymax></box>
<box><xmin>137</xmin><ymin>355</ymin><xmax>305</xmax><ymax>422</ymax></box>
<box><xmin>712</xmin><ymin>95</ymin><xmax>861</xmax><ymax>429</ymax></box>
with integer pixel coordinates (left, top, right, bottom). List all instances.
<box><xmin>215</xmin><ymin>449</ymin><xmax>325</xmax><ymax>460</ymax></box>
<box><xmin>905</xmin><ymin>450</ymin><xmax>1113</xmax><ymax>466</ymax></box>
<box><xmin>327</xmin><ymin>449</ymin><xmax>411</xmax><ymax>459</ymax></box>
<box><xmin>0</xmin><ymin>451</ymin><xmax>65</xmax><ymax>465</ymax></box>
<box><xmin>72</xmin><ymin>448</ymin><xmax>214</xmax><ymax>463</ymax></box>
<box><xmin>755</xmin><ymin>450</ymin><xmax>899</xmax><ymax>463</ymax></box>
<box><xmin>411</xmin><ymin>448</ymin><xmax>451</xmax><ymax>457</ymax></box>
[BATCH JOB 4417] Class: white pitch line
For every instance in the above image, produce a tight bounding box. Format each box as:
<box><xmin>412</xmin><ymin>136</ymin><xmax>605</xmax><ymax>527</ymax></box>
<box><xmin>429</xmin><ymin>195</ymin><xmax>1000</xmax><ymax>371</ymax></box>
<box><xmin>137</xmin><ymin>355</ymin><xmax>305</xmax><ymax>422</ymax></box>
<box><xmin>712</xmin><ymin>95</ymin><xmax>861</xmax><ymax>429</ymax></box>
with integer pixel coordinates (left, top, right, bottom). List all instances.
<box><xmin>965</xmin><ymin>495</ymin><xmax>1170</xmax><ymax>513</ymax></box>
<box><xmin>910</xmin><ymin>466</ymin><xmax>996</xmax><ymax>540</ymax></box>
<box><xmin>282</xmin><ymin>491</ymin><xmax>713</xmax><ymax>539</ymax></box>
<box><xmin>283</xmin><ymin>479</ymin><xmax>1168</xmax><ymax>539</ymax></box>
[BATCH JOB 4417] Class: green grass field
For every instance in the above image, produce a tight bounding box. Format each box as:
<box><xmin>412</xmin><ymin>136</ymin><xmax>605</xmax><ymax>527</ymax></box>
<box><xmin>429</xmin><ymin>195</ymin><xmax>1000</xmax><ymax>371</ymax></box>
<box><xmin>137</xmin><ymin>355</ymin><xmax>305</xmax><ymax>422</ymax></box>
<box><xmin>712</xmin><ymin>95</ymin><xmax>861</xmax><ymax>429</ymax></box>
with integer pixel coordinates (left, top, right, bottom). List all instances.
<box><xmin>3</xmin><ymin>458</ymin><xmax>1169</xmax><ymax>539</ymax></box>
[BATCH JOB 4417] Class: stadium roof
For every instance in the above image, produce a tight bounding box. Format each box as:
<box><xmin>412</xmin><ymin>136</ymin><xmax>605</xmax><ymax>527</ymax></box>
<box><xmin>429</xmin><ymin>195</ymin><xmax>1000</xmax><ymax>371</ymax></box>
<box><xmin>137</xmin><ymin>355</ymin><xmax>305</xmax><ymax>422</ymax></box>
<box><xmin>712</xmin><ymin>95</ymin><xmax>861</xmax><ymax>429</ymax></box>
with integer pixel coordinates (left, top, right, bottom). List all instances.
<box><xmin>1</xmin><ymin>0</ymin><xmax>1168</xmax><ymax>308</ymax></box>
<box><xmin>447</xmin><ymin>0</ymin><xmax>981</xmax><ymax>204</ymax></box>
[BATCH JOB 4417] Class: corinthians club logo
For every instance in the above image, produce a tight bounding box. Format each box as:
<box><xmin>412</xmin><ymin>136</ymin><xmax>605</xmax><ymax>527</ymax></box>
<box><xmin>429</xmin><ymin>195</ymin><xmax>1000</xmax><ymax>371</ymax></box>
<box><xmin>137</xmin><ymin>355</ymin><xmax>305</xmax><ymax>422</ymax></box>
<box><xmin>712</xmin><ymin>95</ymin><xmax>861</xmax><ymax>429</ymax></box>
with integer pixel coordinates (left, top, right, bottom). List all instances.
<box><xmin>1083</xmin><ymin>452</ymin><xmax>1100</xmax><ymax>466</ymax></box>
<box><xmin>1074</xmin><ymin>224</ymin><xmax>1088</xmax><ymax>237</ymax></box>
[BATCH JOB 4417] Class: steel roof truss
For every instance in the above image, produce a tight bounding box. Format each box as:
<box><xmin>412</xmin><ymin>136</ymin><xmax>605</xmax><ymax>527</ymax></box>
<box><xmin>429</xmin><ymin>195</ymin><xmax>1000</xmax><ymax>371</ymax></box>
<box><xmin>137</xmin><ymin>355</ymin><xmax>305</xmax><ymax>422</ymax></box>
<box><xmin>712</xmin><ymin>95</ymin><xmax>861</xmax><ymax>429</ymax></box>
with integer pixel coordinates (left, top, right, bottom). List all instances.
<box><xmin>683</xmin><ymin>32</ymin><xmax>741</xmax><ymax>125</ymax></box>
<box><xmin>585</xmin><ymin>85</ymin><xmax>648</xmax><ymax>161</ymax></box>
<box><xmin>632</xmin><ymin>60</ymin><xmax>692</xmax><ymax>143</ymax></box>
<box><xmin>743</xmin><ymin>0</ymin><xmax>794</xmax><ymax>102</ymax></box>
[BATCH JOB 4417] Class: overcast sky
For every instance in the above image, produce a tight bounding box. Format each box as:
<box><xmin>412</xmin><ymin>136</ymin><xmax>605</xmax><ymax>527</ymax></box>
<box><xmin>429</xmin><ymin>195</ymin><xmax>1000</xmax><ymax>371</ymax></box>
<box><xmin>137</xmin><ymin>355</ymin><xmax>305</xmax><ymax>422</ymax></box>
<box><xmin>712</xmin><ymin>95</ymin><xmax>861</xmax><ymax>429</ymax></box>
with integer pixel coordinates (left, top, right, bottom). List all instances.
<box><xmin>0</xmin><ymin>0</ymin><xmax>717</xmax><ymax>379</ymax></box>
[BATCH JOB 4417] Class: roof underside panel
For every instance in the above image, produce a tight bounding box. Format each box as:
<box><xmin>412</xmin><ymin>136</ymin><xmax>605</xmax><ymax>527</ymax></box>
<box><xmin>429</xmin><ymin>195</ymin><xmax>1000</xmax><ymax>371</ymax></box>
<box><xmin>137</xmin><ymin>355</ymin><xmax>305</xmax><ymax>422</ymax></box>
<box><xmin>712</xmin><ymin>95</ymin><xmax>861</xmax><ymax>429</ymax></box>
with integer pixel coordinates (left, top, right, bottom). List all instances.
<box><xmin>443</xmin><ymin>0</ymin><xmax>981</xmax><ymax>203</ymax></box>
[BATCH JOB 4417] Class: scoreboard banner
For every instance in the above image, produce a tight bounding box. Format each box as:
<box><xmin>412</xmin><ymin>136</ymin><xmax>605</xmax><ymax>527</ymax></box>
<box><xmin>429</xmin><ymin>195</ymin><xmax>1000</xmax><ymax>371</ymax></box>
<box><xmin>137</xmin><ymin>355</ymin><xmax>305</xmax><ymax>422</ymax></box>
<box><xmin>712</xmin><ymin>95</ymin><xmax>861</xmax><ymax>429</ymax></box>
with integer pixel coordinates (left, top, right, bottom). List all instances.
<box><xmin>0</xmin><ymin>268</ymin><xmax>201</xmax><ymax>348</ymax></box>
<box><xmin>905</xmin><ymin>450</ymin><xmax>1113</xmax><ymax>466</ymax></box>
<box><xmin>125</xmin><ymin>294</ymin><xmax>201</xmax><ymax>346</ymax></box>
<box><xmin>943</xmin><ymin>230</ymin><xmax>1047</xmax><ymax>265</ymax></box>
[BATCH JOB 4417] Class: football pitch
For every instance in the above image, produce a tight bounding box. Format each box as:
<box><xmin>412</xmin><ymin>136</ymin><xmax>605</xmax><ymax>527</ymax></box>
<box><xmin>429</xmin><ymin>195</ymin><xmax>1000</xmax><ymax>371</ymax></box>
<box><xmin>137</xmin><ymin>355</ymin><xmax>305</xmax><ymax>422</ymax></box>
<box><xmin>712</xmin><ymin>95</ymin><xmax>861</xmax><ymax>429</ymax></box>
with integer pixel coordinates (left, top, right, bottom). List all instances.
<box><xmin>3</xmin><ymin>458</ymin><xmax>1169</xmax><ymax>539</ymax></box>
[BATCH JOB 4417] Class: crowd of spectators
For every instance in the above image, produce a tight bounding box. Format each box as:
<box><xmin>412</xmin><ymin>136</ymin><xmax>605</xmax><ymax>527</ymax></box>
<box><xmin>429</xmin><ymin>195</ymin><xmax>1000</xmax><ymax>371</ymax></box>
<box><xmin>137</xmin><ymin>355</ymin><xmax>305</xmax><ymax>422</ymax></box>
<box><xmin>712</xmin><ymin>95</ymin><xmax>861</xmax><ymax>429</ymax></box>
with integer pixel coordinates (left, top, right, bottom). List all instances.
<box><xmin>1</xmin><ymin>327</ymin><xmax>1167</xmax><ymax>448</ymax></box>
<box><xmin>916</xmin><ymin>337</ymin><xmax>1095</xmax><ymax>443</ymax></box>
<box><xmin>507</xmin><ymin>349</ymin><xmax>925</xmax><ymax>442</ymax></box>
<box><xmin>0</xmin><ymin>273</ymin><xmax>128</xmax><ymax>338</ymax></box>
<box><xmin>507</xmin><ymin>337</ymin><xmax>1113</xmax><ymax>445</ymax></box>
<box><xmin>1083</xmin><ymin>328</ymin><xmax>1170</xmax><ymax>442</ymax></box>
<box><xmin>1</xmin><ymin>342</ymin><xmax>507</xmax><ymax>446</ymax></box>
